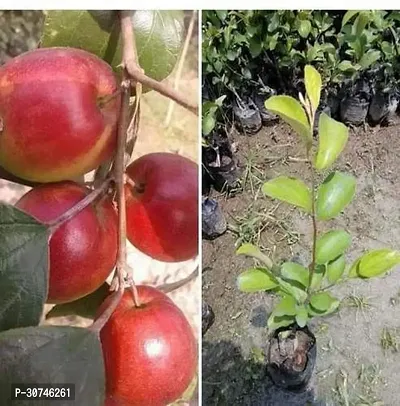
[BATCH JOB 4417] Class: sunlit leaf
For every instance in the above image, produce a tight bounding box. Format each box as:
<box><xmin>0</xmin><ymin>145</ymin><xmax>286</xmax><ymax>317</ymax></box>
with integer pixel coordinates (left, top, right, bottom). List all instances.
<box><xmin>280</xmin><ymin>262</ymin><xmax>309</xmax><ymax>289</ymax></box>
<box><xmin>298</xmin><ymin>20</ymin><xmax>312</xmax><ymax>38</ymax></box>
<box><xmin>237</xmin><ymin>268</ymin><xmax>278</xmax><ymax>293</ymax></box>
<box><xmin>276</xmin><ymin>276</ymin><xmax>308</xmax><ymax>304</ymax></box>
<box><xmin>310</xmin><ymin>264</ymin><xmax>325</xmax><ymax>290</ymax></box>
<box><xmin>236</xmin><ymin>244</ymin><xmax>273</xmax><ymax>269</ymax></box>
<box><xmin>308</xmin><ymin>292</ymin><xmax>340</xmax><ymax>316</ymax></box>
<box><xmin>202</xmin><ymin>114</ymin><xmax>216</xmax><ymax>135</ymax></box>
<box><xmin>265</xmin><ymin>96</ymin><xmax>311</xmax><ymax>146</ymax></box>
<box><xmin>304</xmin><ymin>65</ymin><xmax>321</xmax><ymax>112</ymax></box>
<box><xmin>342</xmin><ymin>10</ymin><xmax>360</xmax><ymax>27</ymax></box>
<box><xmin>262</xmin><ymin>176</ymin><xmax>312</xmax><ymax>212</ymax></box>
<box><xmin>316</xmin><ymin>230</ymin><xmax>351</xmax><ymax>265</ymax></box>
<box><xmin>267</xmin><ymin>313</ymin><xmax>295</xmax><ymax>331</ymax></box>
<box><xmin>315</xmin><ymin>114</ymin><xmax>349</xmax><ymax>170</ymax></box>
<box><xmin>326</xmin><ymin>255</ymin><xmax>346</xmax><ymax>284</ymax></box>
<box><xmin>316</xmin><ymin>172</ymin><xmax>356</xmax><ymax>220</ymax></box>
<box><xmin>295</xmin><ymin>305</ymin><xmax>309</xmax><ymax>327</ymax></box>
<box><xmin>356</xmin><ymin>249</ymin><xmax>400</xmax><ymax>278</ymax></box>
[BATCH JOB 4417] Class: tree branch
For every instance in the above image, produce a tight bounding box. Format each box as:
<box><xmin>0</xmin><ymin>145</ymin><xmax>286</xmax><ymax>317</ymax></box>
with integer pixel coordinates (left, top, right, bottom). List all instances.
<box><xmin>119</xmin><ymin>11</ymin><xmax>198</xmax><ymax>116</ymax></box>
<box><xmin>157</xmin><ymin>267</ymin><xmax>199</xmax><ymax>294</ymax></box>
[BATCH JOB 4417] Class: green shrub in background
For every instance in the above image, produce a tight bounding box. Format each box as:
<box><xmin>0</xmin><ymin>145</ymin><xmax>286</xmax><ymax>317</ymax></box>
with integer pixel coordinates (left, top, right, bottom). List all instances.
<box><xmin>202</xmin><ymin>10</ymin><xmax>400</xmax><ymax>124</ymax></box>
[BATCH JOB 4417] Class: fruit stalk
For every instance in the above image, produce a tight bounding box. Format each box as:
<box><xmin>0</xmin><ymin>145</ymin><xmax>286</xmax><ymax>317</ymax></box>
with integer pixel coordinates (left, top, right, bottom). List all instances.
<box><xmin>119</xmin><ymin>10</ymin><xmax>198</xmax><ymax>115</ymax></box>
<box><xmin>47</xmin><ymin>177</ymin><xmax>113</xmax><ymax>233</ymax></box>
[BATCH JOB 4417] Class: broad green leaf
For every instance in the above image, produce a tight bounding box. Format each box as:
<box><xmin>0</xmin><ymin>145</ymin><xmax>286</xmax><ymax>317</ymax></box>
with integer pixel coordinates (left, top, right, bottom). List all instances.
<box><xmin>202</xmin><ymin>114</ymin><xmax>216</xmax><ymax>135</ymax></box>
<box><xmin>315</xmin><ymin>114</ymin><xmax>349</xmax><ymax>170</ymax></box>
<box><xmin>304</xmin><ymin>65</ymin><xmax>322</xmax><ymax>112</ymax></box>
<box><xmin>337</xmin><ymin>60</ymin><xmax>360</xmax><ymax>72</ymax></box>
<box><xmin>359</xmin><ymin>50</ymin><xmax>381</xmax><ymax>70</ymax></box>
<box><xmin>281</xmin><ymin>262</ymin><xmax>309</xmax><ymax>289</ymax></box>
<box><xmin>310</xmin><ymin>264</ymin><xmax>325</xmax><ymax>290</ymax></box>
<box><xmin>308</xmin><ymin>292</ymin><xmax>340</xmax><ymax>316</ymax></box>
<box><xmin>276</xmin><ymin>276</ymin><xmax>308</xmax><ymax>304</ymax></box>
<box><xmin>42</xmin><ymin>11</ymin><xmax>184</xmax><ymax>92</ymax></box>
<box><xmin>236</xmin><ymin>243</ymin><xmax>273</xmax><ymax>269</ymax></box>
<box><xmin>316</xmin><ymin>230</ymin><xmax>351</xmax><ymax>265</ymax></box>
<box><xmin>273</xmin><ymin>295</ymin><xmax>297</xmax><ymax>317</ymax></box>
<box><xmin>298</xmin><ymin>20</ymin><xmax>312</xmax><ymax>38</ymax></box>
<box><xmin>237</xmin><ymin>268</ymin><xmax>278</xmax><ymax>293</ymax></box>
<box><xmin>267</xmin><ymin>313</ymin><xmax>295</xmax><ymax>331</ymax></box>
<box><xmin>295</xmin><ymin>305</ymin><xmax>309</xmax><ymax>327</ymax></box>
<box><xmin>265</xmin><ymin>96</ymin><xmax>312</xmax><ymax>146</ymax></box>
<box><xmin>326</xmin><ymin>255</ymin><xmax>346</xmax><ymax>284</ymax></box>
<box><xmin>0</xmin><ymin>326</ymin><xmax>105</xmax><ymax>405</ymax></box>
<box><xmin>316</xmin><ymin>172</ymin><xmax>356</xmax><ymax>220</ymax></box>
<box><xmin>342</xmin><ymin>10</ymin><xmax>360</xmax><ymax>27</ymax></box>
<box><xmin>45</xmin><ymin>283</ymin><xmax>110</xmax><ymax>321</ymax></box>
<box><xmin>262</xmin><ymin>176</ymin><xmax>312</xmax><ymax>212</ymax></box>
<box><xmin>0</xmin><ymin>204</ymin><xmax>49</xmax><ymax>332</ymax></box>
<box><xmin>357</xmin><ymin>249</ymin><xmax>400</xmax><ymax>278</ymax></box>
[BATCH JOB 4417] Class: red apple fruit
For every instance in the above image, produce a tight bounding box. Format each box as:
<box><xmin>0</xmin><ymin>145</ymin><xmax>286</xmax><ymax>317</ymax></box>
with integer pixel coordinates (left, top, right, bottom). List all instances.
<box><xmin>125</xmin><ymin>153</ymin><xmax>198</xmax><ymax>262</ymax></box>
<box><xmin>98</xmin><ymin>285</ymin><xmax>197</xmax><ymax>406</ymax></box>
<box><xmin>16</xmin><ymin>181</ymin><xmax>117</xmax><ymax>303</ymax></box>
<box><xmin>0</xmin><ymin>47</ymin><xmax>119</xmax><ymax>183</ymax></box>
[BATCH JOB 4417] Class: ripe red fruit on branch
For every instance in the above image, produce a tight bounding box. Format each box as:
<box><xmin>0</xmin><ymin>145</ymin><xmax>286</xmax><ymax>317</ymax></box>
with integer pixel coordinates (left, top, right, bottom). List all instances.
<box><xmin>98</xmin><ymin>286</ymin><xmax>197</xmax><ymax>406</ymax></box>
<box><xmin>16</xmin><ymin>181</ymin><xmax>117</xmax><ymax>303</ymax></box>
<box><xmin>0</xmin><ymin>47</ymin><xmax>119</xmax><ymax>183</ymax></box>
<box><xmin>125</xmin><ymin>153</ymin><xmax>198</xmax><ymax>262</ymax></box>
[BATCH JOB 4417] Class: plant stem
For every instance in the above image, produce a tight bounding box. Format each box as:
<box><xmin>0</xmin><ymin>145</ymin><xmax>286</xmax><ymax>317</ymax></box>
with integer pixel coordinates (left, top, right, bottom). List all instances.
<box><xmin>119</xmin><ymin>11</ymin><xmax>198</xmax><ymax>116</ymax></box>
<box><xmin>307</xmin><ymin>142</ymin><xmax>317</xmax><ymax>294</ymax></box>
<box><xmin>157</xmin><ymin>267</ymin><xmax>199</xmax><ymax>294</ymax></box>
<box><xmin>48</xmin><ymin>178</ymin><xmax>113</xmax><ymax>233</ymax></box>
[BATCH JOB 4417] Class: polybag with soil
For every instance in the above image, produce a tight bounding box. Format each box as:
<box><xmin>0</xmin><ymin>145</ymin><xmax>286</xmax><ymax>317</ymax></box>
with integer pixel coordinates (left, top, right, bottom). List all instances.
<box><xmin>202</xmin><ymin>197</ymin><xmax>227</xmax><ymax>240</ymax></box>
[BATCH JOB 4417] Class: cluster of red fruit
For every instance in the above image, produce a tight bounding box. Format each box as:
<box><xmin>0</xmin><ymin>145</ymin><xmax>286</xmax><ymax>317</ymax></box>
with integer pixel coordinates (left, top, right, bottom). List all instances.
<box><xmin>0</xmin><ymin>47</ymin><xmax>198</xmax><ymax>405</ymax></box>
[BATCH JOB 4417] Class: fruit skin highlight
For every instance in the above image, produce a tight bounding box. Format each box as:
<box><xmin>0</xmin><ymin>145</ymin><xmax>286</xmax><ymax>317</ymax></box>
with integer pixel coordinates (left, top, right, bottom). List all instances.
<box><xmin>125</xmin><ymin>152</ymin><xmax>198</xmax><ymax>262</ymax></box>
<box><xmin>98</xmin><ymin>286</ymin><xmax>197</xmax><ymax>406</ymax></box>
<box><xmin>16</xmin><ymin>181</ymin><xmax>117</xmax><ymax>304</ymax></box>
<box><xmin>0</xmin><ymin>47</ymin><xmax>120</xmax><ymax>183</ymax></box>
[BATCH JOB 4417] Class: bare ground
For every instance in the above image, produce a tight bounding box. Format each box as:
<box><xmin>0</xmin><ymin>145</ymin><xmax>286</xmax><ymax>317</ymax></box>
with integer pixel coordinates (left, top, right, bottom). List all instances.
<box><xmin>202</xmin><ymin>119</ymin><xmax>400</xmax><ymax>405</ymax></box>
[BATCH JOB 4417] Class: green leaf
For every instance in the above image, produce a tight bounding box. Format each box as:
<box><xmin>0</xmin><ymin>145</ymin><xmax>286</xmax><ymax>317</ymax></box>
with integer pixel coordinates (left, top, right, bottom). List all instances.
<box><xmin>262</xmin><ymin>176</ymin><xmax>312</xmax><ymax>212</ymax></box>
<box><xmin>298</xmin><ymin>20</ymin><xmax>311</xmax><ymax>38</ymax></box>
<box><xmin>315</xmin><ymin>114</ymin><xmax>349</xmax><ymax>170</ymax></box>
<box><xmin>295</xmin><ymin>305</ymin><xmax>309</xmax><ymax>327</ymax></box>
<box><xmin>276</xmin><ymin>276</ymin><xmax>308</xmax><ymax>304</ymax></box>
<box><xmin>237</xmin><ymin>268</ymin><xmax>278</xmax><ymax>293</ymax></box>
<box><xmin>42</xmin><ymin>11</ymin><xmax>184</xmax><ymax>92</ymax></box>
<box><xmin>45</xmin><ymin>283</ymin><xmax>110</xmax><ymax>321</ymax></box>
<box><xmin>308</xmin><ymin>292</ymin><xmax>340</xmax><ymax>316</ymax></box>
<box><xmin>316</xmin><ymin>172</ymin><xmax>356</xmax><ymax>220</ymax></box>
<box><xmin>267</xmin><ymin>313</ymin><xmax>295</xmax><ymax>331</ymax></box>
<box><xmin>356</xmin><ymin>249</ymin><xmax>400</xmax><ymax>278</ymax></box>
<box><xmin>326</xmin><ymin>255</ymin><xmax>346</xmax><ymax>284</ymax></box>
<box><xmin>310</xmin><ymin>264</ymin><xmax>325</xmax><ymax>290</ymax></box>
<box><xmin>202</xmin><ymin>114</ymin><xmax>216</xmax><ymax>135</ymax></box>
<box><xmin>348</xmin><ymin>257</ymin><xmax>362</xmax><ymax>278</ymax></box>
<box><xmin>0</xmin><ymin>326</ymin><xmax>105</xmax><ymax>405</ymax></box>
<box><xmin>337</xmin><ymin>60</ymin><xmax>360</xmax><ymax>72</ymax></box>
<box><xmin>359</xmin><ymin>50</ymin><xmax>381</xmax><ymax>70</ymax></box>
<box><xmin>316</xmin><ymin>230</ymin><xmax>352</xmax><ymax>265</ymax></box>
<box><xmin>0</xmin><ymin>204</ymin><xmax>49</xmax><ymax>332</ymax></box>
<box><xmin>342</xmin><ymin>11</ymin><xmax>360</xmax><ymax>27</ymax></box>
<box><xmin>272</xmin><ymin>296</ymin><xmax>297</xmax><ymax>317</ymax></box>
<box><xmin>236</xmin><ymin>243</ymin><xmax>273</xmax><ymax>269</ymax></box>
<box><xmin>304</xmin><ymin>65</ymin><xmax>322</xmax><ymax>112</ymax></box>
<box><xmin>264</xmin><ymin>96</ymin><xmax>311</xmax><ymax>146</ymax></box>
<box><xmin>281</xmin><ymin>262</ymin><xmax>309</xmax><ymax>289</ymax></box>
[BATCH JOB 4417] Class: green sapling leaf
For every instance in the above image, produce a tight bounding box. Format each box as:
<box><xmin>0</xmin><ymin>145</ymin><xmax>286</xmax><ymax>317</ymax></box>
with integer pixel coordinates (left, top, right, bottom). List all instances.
<box><xmin>326</xmin><ymin>255</ymin><xmax>346</xmax><ymax>284</ymax></box>
<box><xmin>316</xmin><ymin>171</ymin><xmax>356</xmax><ymax>220</ymax></box>
<box><xmin>351</xmin><ymin>249</ymin><xmax>400</xmax><ymax>278</ymax></box>
<box><xmin>304</xmin><ymin>65</ymin><xmax>322</xmax><ymax>113</ymax></box>
<box><xmin>316</xmin><ymin>230</ymin><xmax>351</xmax><ymax>264</ymax></box>
<box><xmin>262</xmin><ymin>176</ymin><xmax>312</xmax><ymax>212</ymax></box>
<box><xmin>308</xmin><ymin>292</ymin><xmax>340</xmax><ymax>316</ymax></box>
<box><xmin>237</xmin><ymin>268</ymin><xmax>278</xmax><ymax>293</ymax></box>
<box><xmin>295</xmin><ymin>305</ymin><xmax>309</xmax><ymax>327</ymax></box>
<box><xmin>280</xmin><ymin>262</ymin><xmax>309</xmax><ymax>289</ymax></box>
<box><xmin>264</xmin><ymin>96</ymin><xmax>312</xmax><ymax>146</ymax></box>
<box><xmin>236</xmin><ymin>243</ymin><xmax>274</xmax><ymax>269</ymax></box>
<box><xmin>314</xmin><ymin>114</ymin><xmax>349</xmax><ymax>171</ymax></box>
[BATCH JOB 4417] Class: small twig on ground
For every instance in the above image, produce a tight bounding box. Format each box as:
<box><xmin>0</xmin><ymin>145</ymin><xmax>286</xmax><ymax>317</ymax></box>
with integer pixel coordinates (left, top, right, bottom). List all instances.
<box><xmin>164</xmin><ymin>10</ymin><xmax>197</xmax><ymax>127</ymax></box>
<box><xmin>119</xmin><ymin>11</ymin><xmax>198</xmax><ymax>115</ymax></box>
<box><xmin>47</xmin><ymin>177</ymin><xmax>113</xmax><ymax>233</ymax></box>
